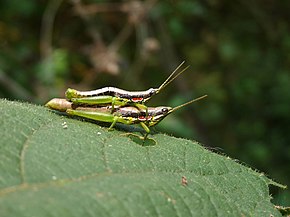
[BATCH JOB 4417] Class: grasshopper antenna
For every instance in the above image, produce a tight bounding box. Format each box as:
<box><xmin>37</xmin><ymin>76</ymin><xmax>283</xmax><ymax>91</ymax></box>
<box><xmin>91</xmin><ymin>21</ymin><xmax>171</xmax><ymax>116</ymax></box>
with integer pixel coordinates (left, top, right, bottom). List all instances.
<box><xmin>171</xmin><ymin>95</ymin><xmax>208</xmax><ymax>113</ymax></box>
<box><xmin>157</xmin><ymin>61</ymin><xmax>190</xmax><ymax>92</ymax></box>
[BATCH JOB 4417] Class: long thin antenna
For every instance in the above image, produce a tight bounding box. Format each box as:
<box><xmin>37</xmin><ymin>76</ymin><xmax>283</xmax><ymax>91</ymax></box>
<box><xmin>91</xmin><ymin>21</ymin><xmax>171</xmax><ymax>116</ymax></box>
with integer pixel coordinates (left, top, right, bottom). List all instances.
<box><xmin>157</xmin><ymin>61</ymin><xmax>187</xmax><ymax>91</ymax></box>
<box><xmin>162</xmin><ymin>65</ymin><xmax>190</xmax><ymax>90</ymax></box>
<box><xmin>171</xmin><ymin>95</ymin><xmax>208</xmax><ymax>113</ymax></box>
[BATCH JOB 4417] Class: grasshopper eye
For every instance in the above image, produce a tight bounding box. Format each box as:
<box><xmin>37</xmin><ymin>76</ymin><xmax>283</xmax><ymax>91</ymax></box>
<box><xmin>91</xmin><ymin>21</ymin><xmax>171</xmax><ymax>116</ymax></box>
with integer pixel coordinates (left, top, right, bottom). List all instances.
<box><xmin>161</xmin><ymin>108</ymin><xmax>169</xmax><ymax>113</ymax></box>
<box><xmin>149</xmin><ymin>88</ymin><xmax>157</xmax><ymax>96</ymax></box>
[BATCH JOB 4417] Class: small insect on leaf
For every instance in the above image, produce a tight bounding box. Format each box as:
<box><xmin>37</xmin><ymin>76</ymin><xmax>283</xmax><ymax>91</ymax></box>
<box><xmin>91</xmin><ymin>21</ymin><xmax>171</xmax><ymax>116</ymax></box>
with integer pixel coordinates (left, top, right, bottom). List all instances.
<box><xmin>181</xmin><ymin>176</ymin><xmax>188</xmax><ymax>186</ymax></box>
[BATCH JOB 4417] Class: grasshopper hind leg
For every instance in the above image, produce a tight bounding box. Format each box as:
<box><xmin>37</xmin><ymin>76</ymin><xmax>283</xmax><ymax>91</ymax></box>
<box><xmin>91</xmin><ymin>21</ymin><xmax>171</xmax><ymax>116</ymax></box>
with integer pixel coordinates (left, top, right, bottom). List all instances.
<box><xmin>70</xmin><ymin>96</ymin><xmax>129</xmax><ymax>113</ymax></box>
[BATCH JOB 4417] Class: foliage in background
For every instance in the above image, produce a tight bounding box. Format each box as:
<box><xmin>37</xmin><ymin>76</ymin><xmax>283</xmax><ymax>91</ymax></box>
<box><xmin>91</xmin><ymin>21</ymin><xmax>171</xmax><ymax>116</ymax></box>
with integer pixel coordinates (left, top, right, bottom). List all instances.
<box><xmin>0</xmin><ymin>0</ymin><xmax>289</xmax><ymax>205</ymax></box>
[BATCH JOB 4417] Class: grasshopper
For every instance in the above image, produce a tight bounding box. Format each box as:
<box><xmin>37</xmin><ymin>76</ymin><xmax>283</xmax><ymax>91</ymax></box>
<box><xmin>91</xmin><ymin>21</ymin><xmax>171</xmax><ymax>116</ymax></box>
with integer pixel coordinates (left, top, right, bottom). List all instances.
<box><xmin>65</xmin><ymin>61</ymin><xmax>189</xmax><ymax>111</ymax></box>
<box><xmin>46</xmin><ymin>95</ymin><xmax>207</xmax><ymax>139</ymax></box>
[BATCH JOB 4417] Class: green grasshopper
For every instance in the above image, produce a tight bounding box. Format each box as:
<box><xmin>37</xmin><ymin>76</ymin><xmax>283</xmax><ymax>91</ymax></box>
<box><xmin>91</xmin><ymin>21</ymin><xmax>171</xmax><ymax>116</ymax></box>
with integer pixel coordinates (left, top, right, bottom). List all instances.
<box><xmin>46</xmin><ymin>95</ymin><xmax>207</xmax><ymax>138</ymax></box>
<box><xmin>65</xmin><ymin>61</ymin><xmax>189</xmax><ymax>111</ymax></box>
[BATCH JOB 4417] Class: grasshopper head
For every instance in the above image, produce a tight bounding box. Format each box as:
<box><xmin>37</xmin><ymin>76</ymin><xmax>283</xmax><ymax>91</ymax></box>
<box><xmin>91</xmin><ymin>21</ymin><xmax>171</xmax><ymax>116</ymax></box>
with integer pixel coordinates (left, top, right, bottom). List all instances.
<box><xmin>148</xmin><ymin>106</ymin><xmax>172</xmax><ymax>126</ymax></box>
<box><xmin>142</xmin><ymin>88</ymin><xmax>159</xmax><ymax>103</ymax></box>
<box><xmin>149</xmin><ymin>88</ymin><xmax>159</xmax><ymax>97</ymax></box>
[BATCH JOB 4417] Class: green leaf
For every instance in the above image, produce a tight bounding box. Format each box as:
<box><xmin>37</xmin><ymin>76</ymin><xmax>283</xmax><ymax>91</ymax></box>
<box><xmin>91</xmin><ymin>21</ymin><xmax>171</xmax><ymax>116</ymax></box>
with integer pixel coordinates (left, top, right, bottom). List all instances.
<box><xmin>0</xmin><ymin>99</ymin><xmax>285</xmax><ymax>216</ymax></box>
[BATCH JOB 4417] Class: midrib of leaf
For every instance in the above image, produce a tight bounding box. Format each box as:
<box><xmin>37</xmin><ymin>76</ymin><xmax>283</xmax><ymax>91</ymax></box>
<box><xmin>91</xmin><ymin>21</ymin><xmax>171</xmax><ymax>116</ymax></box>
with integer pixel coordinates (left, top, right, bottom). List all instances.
<box><xmin>20</xmin><ymin>122</ymin><xmax>50</xmax><ymax>184</ymax></box>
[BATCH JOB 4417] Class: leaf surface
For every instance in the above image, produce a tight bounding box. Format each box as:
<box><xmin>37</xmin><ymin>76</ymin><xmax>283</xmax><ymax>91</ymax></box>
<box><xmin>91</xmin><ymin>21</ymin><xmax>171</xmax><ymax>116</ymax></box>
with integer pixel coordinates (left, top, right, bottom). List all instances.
<box><xmin>0</xmin><ymin>99</ymin><xmax>283</xmax><ymax>216</ymax></box>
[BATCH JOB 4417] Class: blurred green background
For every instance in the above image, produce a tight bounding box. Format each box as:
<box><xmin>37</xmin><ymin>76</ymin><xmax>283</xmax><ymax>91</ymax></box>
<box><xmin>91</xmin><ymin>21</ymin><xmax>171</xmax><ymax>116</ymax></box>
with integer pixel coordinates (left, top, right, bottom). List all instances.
<box><xmin>0</xmin><ymin>0</ymin><xmax>289</xmax><ymax>205</ymax></box>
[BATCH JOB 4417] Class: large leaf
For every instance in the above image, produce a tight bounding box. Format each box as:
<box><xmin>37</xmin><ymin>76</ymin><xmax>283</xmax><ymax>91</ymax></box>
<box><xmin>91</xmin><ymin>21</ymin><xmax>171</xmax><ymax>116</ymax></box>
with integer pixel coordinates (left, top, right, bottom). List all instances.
<box><xmin>0</xmin><ymin>99</ymin><xmax>285</xmax><ymax>216</ymax></box>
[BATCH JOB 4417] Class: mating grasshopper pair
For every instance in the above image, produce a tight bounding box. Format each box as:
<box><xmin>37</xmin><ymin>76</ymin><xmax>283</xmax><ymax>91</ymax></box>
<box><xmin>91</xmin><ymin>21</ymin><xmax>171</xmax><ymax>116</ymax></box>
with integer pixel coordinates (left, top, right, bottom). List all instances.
<box><xmin>46</xmin><ymin>62</ymin><xmax>207</xmax><ymax>140</ymax></box>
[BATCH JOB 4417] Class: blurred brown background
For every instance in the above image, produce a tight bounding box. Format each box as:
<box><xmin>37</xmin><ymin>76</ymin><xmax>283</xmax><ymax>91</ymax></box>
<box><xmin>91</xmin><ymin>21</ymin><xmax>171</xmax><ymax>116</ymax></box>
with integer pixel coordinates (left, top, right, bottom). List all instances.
<box><xmin>0</xmin><ymin>0</ymin><xmax>289</xmax><ymax>205</ymax></box>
